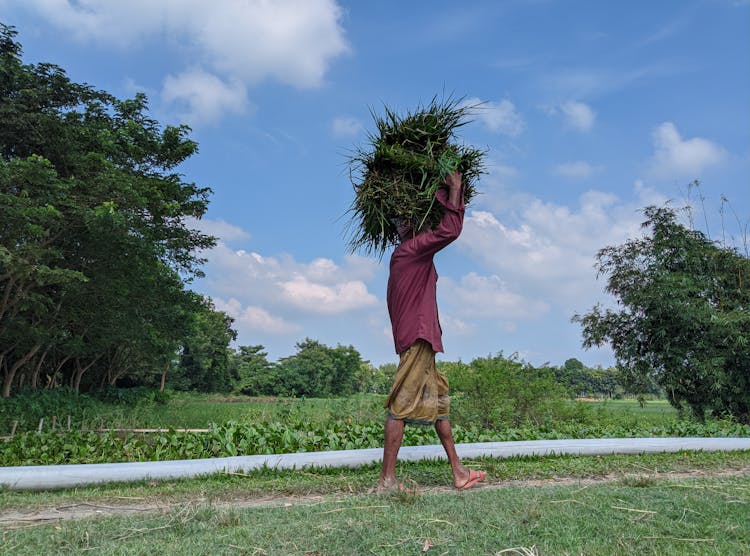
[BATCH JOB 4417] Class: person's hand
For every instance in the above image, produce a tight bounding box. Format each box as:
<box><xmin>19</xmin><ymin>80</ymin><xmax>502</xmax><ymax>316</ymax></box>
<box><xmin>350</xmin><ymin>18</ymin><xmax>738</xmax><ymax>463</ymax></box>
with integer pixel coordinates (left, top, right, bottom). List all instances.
<box><xmin>441</xmin><ymin>170</ymin><xmax>463</xmax><ymax>208</ymax></box>
<box><xmin>442</xmin><ymin>170</ymin><xmax>463</xmax><ymax>191</ymax></box>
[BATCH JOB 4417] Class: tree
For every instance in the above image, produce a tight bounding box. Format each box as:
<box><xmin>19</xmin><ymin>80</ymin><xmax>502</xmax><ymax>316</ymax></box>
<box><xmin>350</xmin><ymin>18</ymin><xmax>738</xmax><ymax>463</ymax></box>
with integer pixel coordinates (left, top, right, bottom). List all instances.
<box><xmin>275</xmin><ymin>339</ymin><xmax>362</xmax><ymax>397</ymax></box>
<box><xmin>173</xmin><ymin>303</ymin><xmax>237</xmax><ymax>393</ymax></box>
<box><xmin>0</xmin><ymin>24</ymin><xmax>217</xmax><ymax>395</ymax></box>
<box><xmin>355</xmin><ymin>361</ymin><xmax>394</xmax><ymax>394</ymax></box>
<box><xmin>574</xmin><ymin>205</ymin><xmax>750</xmax><ymax>422</ymax></box>
<box><xmin>448</xmin><ymin>354</ymin><xmax>566</xmax><ymax>428</ymax></box>
<box><xmin>230</xmin><ymin>345</ymin><xmax>275</xmax><ymax>396</ymax></box>
<box><xmin>553</xmin><ymin>358</ymin><xmax>589</xmax><ymax>398</ymax></box>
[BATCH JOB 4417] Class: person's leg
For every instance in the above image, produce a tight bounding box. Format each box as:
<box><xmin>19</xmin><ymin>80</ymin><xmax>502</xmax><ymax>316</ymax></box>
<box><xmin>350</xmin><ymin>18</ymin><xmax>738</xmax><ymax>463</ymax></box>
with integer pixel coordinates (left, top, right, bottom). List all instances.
<box><xmin>434</xmin><ymin>418</ymin><xmax>468</xmax><ymax>486</ymax></box>
<box><xmin>435</xmin><ymin>419</ymin><xmax>486</xmax><ymax>489</ymax></box>
<box><xmin>378</xmin><ymin>416</ymin><xmax>405</xmax><ymax>491</ymax></box>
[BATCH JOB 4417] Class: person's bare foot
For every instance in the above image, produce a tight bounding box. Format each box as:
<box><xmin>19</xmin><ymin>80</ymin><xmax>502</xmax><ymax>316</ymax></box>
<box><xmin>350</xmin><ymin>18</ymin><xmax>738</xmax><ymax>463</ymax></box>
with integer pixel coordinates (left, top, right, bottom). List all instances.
<box><xmin>376</xmin><ymin>478</ymin><xmax>405</xmax><ymax>494</ymax></box>
<box><xmin>453</xmin><ymin>469</ymin><xmax>487</xmax><ymax>490</ymax></box>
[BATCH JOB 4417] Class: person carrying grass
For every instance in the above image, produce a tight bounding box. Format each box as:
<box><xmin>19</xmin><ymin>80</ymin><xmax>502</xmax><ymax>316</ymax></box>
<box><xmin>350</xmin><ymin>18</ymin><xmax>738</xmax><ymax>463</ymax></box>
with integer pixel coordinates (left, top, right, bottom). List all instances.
<box><xmin>377</xmin><ymin>170</ymin><xmax>486</xmax><ymax>493</ymax></box>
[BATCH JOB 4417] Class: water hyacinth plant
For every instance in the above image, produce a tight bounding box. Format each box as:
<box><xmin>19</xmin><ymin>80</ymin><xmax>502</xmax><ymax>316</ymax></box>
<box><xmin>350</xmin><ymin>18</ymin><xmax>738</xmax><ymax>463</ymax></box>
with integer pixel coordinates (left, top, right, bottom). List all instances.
<box><xmin>346</xmin><ymin>97</ymin><xmax>486</xmax><ymax>258</ymax></box>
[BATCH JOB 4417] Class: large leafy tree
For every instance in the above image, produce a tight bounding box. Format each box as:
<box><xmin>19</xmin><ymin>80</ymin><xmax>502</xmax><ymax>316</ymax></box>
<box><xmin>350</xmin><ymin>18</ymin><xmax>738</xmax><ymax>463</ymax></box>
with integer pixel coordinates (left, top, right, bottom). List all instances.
<box><xmin>173</xmin><ymin>304</ymin><xmax>237</xmax><ymax>393</ymax></box>
<box><xmin>276</xmin><ymin>339</ymin><xmax>362</xmax><ymax>398</ymax></box>
<box><xmin>0</xmin><ymin>24</ymin><xmax>220</xmax><ymax>395</ymax></box>
<box><xmin>229</xmin><ymin>345</ymin><xmax>276</xmax><ymax>396</ymax></box>
<box><xmin>574</xmin><ymin>205</ymin><xmax>750</xmax><ymax>422</ymax></box>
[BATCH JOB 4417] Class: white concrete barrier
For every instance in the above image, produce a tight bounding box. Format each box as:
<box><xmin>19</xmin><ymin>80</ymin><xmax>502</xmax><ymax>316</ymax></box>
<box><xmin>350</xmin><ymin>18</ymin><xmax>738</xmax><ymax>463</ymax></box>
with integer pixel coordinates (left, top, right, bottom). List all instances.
<box><xmin>1</xmin><ymin>437</ymin><xmax>749</xmax><ymax>490</ymax></box>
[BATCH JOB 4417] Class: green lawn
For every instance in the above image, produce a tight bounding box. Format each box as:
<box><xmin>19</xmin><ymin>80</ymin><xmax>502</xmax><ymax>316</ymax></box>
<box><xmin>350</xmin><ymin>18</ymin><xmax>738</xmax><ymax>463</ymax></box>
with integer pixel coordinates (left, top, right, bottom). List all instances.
<box><xmin>2</xmin><ymin>470</ymin><xmax>747</xmax><ymax>555</ymax></box>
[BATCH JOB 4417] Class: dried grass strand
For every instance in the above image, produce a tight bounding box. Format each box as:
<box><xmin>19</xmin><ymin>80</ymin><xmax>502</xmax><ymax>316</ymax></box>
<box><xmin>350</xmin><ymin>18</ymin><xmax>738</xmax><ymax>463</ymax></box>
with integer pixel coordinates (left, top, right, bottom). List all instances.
<box><xmin>345</xmin><ymin>96</ymin><xmax>486</xmax><ymax>258</ymax></box>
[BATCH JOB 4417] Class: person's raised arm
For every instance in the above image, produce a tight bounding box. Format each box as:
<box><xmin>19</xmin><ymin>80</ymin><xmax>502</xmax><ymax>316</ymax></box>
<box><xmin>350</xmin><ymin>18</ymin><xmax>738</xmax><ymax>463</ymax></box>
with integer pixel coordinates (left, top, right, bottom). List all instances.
<box><xmin>443</xmin><ymin>170</ymin><xmax>463</xmax><ymax>208</ymax></box>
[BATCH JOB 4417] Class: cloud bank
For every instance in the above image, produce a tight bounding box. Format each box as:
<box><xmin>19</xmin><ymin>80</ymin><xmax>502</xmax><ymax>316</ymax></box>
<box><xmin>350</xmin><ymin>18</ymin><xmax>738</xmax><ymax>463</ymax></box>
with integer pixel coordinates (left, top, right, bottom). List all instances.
<box><xmin>11</xmin><ymin>0</ymin><xmax>349</xmax><ymax>123</ymax></box>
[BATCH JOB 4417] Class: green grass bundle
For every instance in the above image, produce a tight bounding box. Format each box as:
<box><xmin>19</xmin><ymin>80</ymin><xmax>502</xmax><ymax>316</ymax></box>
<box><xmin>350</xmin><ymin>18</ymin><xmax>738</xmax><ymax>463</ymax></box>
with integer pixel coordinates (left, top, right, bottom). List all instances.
<box><xmin>346</xmin><ymin>97</ymin><xmax>486</xmax><ymax>258</ymax></box>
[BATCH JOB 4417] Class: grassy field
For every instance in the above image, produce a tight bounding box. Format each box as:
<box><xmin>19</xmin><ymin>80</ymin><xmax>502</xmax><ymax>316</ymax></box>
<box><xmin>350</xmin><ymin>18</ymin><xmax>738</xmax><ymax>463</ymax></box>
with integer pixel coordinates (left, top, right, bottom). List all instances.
<box><xmin>5</xmin><ymin>393</ymin><xmax>748</xmax><ymax>467</ymax></box>
<box><xmin>131</xmin><ymin>396</ymin><xmax>680</xmax><ymax>429</ymax></box>
<box><xmin>1</xmin><ymin>395</ymin><xmax>748</xmax><ymax>554</ymax></box>
<box><xmin>1</xmin><ymin>392</ymin><xmax>682</xmax><ymax>434</ymax></box>
<box><xmin>1</xmin><ymin>451</ymin><xmax>748</xmax><ymax>555</ymax></box>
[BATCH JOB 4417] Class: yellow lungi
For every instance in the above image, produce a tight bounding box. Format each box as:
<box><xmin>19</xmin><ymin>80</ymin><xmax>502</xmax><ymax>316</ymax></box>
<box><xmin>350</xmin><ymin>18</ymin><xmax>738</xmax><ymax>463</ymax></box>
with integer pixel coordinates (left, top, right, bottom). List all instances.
<box><xmin>385</xmin><ymin>339</ymin><xmax>450</xmax><ymax>424</ymax></box>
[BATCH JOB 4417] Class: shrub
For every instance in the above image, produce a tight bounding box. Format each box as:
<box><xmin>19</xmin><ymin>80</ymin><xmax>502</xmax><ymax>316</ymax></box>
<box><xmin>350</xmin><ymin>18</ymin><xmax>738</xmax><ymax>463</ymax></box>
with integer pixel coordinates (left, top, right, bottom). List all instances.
<box><xmin>447</xmin><ymin>354</ymin><xmax>568</xmax><ymax>428</ymax></box>
<box><xmin>0</xmin><ymin>387</ymin><xmax>104</xmax><ymax>433</ymax></box>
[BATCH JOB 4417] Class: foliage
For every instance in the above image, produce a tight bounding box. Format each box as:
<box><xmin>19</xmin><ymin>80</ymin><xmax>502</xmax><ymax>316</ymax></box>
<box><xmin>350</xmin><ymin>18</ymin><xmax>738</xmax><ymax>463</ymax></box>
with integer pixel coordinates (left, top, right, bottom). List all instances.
<box><xmin>229</xmin><ymin>345</ymin><xmax>276</xmax><ymax>396</ymax></box>
<box><xmin>94</xmin><ymin>386</ymin><xmax>170</xmax><ymax>405</ymax></box>
<box><xmin>3</xmin><ymin>389</ymin><xmax>748</xmax><ymax>467</ymax></box>
<box><xmin>0</xmin><ymin>387</ymin><xmax>102</xmax><ymax>432</ymax></box>
<box><xmin>551</xmin><ymin>358</ymin><xmax>635</xmax><ymax>398</ymax></box>
<box><xmin>446</xmin><ymin>353</ymin><xmax>569</xmax><ymax>428</ymax></box>
<box><xmin>346</xmin><ymin>96</ymin><xmax>486</xmax><ymax>257</ymax></box>
<box><xmin>0</xmin><ymin>24</ymin><xmax>225</xmax><ymax>396</ymax></box>
<box><xmin>274</xmin><ymin>338</ymin><xmax>362</xmax><ymax>397</ymax></box>
<box><xmin>0</xmin><ymin>386</ymin><xmax>173</xmax><ymax>433</ymax></box>
<box><xmin>355</xmin><ymin>361</ymin><xmax>395</xmax><ymax>395</ymax></box>
<box><xmin>170</xmin><ymin>303</ymin><xmax>237</xmax><ymax>393</ymax></box>
<box><xmin>1</xmin><ymin>415</ymin><xmax>748</xmax><ymax>467</ymax></box>
<box><xmin>574</xmin><ymin>205</ymin><xmax>750</xmax><ymax>423</ymax></box>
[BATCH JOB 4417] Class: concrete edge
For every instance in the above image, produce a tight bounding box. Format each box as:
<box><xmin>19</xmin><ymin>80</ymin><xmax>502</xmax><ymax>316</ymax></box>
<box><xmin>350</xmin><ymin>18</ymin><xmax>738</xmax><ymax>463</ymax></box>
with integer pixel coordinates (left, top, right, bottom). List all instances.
<box><xmin>2</xmin><ymin>437</ymin><xmax>749</xmax><ymax>490</ymax></box>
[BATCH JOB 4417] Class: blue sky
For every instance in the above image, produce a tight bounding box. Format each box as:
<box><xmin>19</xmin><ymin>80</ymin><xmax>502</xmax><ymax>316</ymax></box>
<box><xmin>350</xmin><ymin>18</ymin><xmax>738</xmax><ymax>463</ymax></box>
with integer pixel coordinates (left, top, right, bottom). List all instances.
<box><xmin>2</xmin><ymin>0</ymin><xmax>748</xmax><ymax>368</ymax></box>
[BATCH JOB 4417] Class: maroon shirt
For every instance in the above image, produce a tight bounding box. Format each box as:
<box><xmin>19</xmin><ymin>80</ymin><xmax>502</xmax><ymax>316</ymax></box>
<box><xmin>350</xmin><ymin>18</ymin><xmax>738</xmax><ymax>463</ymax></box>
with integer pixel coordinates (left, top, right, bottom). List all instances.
<box><xmin>387</xmin><ymin>188</ymin><xmax>465</xmax><ymax>354</ymax></box>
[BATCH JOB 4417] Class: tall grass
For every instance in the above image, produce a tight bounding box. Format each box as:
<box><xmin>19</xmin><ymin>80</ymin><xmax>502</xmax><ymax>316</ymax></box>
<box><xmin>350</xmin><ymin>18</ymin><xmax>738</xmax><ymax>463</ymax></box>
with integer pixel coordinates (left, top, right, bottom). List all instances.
<box><xmin>0</xmin><ymin>391</ymin><xmax>693</xmax><ymax>435</ymax></box>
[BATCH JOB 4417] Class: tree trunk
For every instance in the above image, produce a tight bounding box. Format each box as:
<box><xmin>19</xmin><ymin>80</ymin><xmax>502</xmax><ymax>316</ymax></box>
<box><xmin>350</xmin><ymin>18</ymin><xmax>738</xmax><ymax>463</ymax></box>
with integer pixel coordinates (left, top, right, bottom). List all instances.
<box><xmin>47</xmin><ymin>355</ymin><xmax>71</xmax><ymax>389</ymax></box>
<box><xmin>71</xmin><ymin>355</ymin><xmax>102</xmax><ymax>392</ymax></box>
<box><xmin>2</xmin><ymin>344</ymin><xmax>41</xmax><ymax>398</ymax></box>
<box><xmin>30</xmin><ymin>345</ymin><xmax>51</xmax><ymax>390</ymax></box>
<box><xmin>160</xmin><ymin>362</ymin><xmax>169</xmax><ymax>392</ymax></box>
<box><xmin>107</xmin><ymin>365</ymin><xmax>130</xmax><ymax>386</ymax></box>
<box><xmin>0</xmin><ymin>275</ymin><xmax>16</xmax><ymax>322</ymax></box>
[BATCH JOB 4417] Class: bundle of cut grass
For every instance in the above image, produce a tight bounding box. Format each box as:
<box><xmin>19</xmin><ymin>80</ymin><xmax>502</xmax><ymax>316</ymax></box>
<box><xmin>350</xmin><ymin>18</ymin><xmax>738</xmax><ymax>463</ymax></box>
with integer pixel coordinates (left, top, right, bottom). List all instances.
<box><xmin>346</xmin><ymin>97</ymin><xmax>486</xmax><ymax>258</ymax></box>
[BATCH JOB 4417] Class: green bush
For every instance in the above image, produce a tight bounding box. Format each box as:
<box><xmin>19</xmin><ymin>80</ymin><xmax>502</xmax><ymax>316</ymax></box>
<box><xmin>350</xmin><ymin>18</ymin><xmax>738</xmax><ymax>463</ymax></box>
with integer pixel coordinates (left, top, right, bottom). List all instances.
<box><xmin>0</xmin><ymin>387</ymin><xmax>104</xmax><ymax>433</ymax></box>
<box><xmin>447</xmin><ymin>354</ymin><xmax>568</xmax><ymax>428</ymax></box>
<box><xmin>0</xmin><ymin>387</ymin><xmax>169</xmax><ymax>434</ymax></box>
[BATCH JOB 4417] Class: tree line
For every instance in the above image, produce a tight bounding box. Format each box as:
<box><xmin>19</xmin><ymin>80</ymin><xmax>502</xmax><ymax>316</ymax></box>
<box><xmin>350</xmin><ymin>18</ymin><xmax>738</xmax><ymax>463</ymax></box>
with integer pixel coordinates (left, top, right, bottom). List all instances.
<box><xmin>166</xmin><ymin>337</ymin><xmax>635</xmax><ymax>402</ymax></box>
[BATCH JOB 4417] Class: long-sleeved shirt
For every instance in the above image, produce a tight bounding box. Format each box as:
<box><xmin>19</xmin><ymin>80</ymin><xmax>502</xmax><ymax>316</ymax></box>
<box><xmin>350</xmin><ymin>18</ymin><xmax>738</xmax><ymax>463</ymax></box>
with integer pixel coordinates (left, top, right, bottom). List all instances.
<box><xmin>386</xmin><ymin>187</ymin><xmax>465</xmax><ymax>354</ymax></box>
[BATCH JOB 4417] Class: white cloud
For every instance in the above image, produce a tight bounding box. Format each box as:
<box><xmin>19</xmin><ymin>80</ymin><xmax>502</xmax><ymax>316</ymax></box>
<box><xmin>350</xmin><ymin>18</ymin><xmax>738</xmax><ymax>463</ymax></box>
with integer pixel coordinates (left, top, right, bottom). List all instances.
<box><xmin>280</xmin><ymin>276</ymin><xmax>377</xmax><ymax>314</ymax></box>
<box><xmin>198</xmin><ymin>225</ymin><xmax>381</xmax><ymax>319</ymax></box>
<box><xmin>332</xmin><ymin>116</ymin><xmax>363</xmax><ymax>137</ymax></box>
<box><xmin>14</xmin><ymin>0</ymin><xmax>349</xmax><ymax>121</ymax></box>
<box><xmin>465</xmin><ymin>97</ymin><xmax>525</xmax><ymax>136</ymax></box>
<box><xmin>185</xmin><ymin>217</ymin><xmax>251</xmax><ymax>243</ymax></box>
<box><xmin>446</xmin><ymin>273</ymin><xmax>549</xmax><ymax>320</ymax></box>
<box><xmin>213</xmin><ymin>297</ymin><xmax>299</xmax><ymax>334</ymax></box>
<box><xmin>545</xmin><ymin>101</ymin><xmax>596</xmax><ymax>132</ymax></box>
<box><xmin>458</xmin><ymin>184</ymin><xmax>667</xmax><ymax>306</ymax></box>
<box><xmin>438</xmin><ymin>314</ymin><xmax>477</xmax><ymax>336</ymax></box>
<box><xmin>554</xmin><ymin>161</ymin><xmax>600</xmax><ymax>179</ymax></box>
<box><xmin>6</xmin><ymin>0</ymin><xmax>166</xmax><ymax>45</ymax></box>
<box><xmin>560</xmin><ymin>101</ymin><xmax>596</xmax><ymax>132</ymax></box>
<box><xmin>162</xmin><ymin>70</ymin><xmax>248</xmax><ymax>125</ymax></box>
<box><xmin>649</xmin><ymin>122</ymin><xmax>727</xmax><ymax>178</ymax></box>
